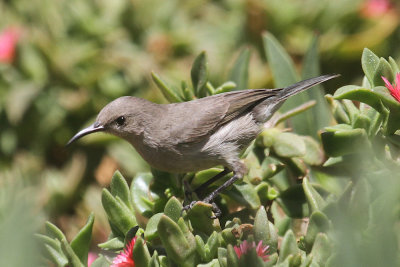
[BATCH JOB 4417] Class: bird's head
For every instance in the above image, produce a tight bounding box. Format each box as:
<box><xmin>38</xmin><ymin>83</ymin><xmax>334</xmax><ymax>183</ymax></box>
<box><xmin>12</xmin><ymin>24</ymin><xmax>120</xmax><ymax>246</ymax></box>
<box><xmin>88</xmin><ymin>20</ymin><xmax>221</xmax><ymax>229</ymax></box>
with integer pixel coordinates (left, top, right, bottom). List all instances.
<box><xmin>67</xmin><ymin>96</ymin><xmax>148</xmax><ymax>145</ymax></box>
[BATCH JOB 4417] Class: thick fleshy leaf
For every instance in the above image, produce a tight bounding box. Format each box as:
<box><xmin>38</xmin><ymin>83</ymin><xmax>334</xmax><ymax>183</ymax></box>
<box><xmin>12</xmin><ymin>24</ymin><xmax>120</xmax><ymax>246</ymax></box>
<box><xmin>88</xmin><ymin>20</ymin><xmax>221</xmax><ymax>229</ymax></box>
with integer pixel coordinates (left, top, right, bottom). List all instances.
<box><xmin>90</xmin><ymin>255</ymin><xmax>110</xmax><ymax>267</ymax></box>
<box><xmin>229</xmin><ymin>182</ymin><xmax>261</xmax><ymax>209</ymax></box>
<box><xmin>303</xmin><ymin>211</ymin><xmax>330</xmax><ymax>252</ymax></box>
<box><xmin>132</xmin><ymin>236</ymin><xmax>151</xmax><ymax>267</ymax></box>
<box><xmin>110</xmin><ymin>171</ymin><xmax>133</xmax><ymax>211</ymax></box>
<box><xmin>158</xmin><ymin>215</ymin><xmax>198</xmax><ymax>266</ymax></box>
<box><xmin>151</xmin><ymin>72</ymin><xmax>182</xmax><ymax>103</ymax></box>
<box><xmin>198</xmin><ymin>259</ymin><xmax>220</xmax><ymax>267</ymax></box>
<box><xmin>279</xmin><ymin>230</ymin><xmax>299</xmax><ymax>263</ymax></box>
<box><xmin>373</xmin><ymin>58</ymin><xmax>394</xmax><ymax>87</ymax></box>
<box><xmin>131</xmin><ymin>172</ymin><xmax>160</xmax><ymax>218</ymax></box>
<box><xmin>45</xmin><ymin>221</ymin><xmax>66</xmax><ymax>241</ymax></box>
<box><xmin>187</xmin><ymin>202</ymin><xmax>217</xmax><ymax>235</ymax></box>
<box><xmin>98</xmin><ymin>237</ymin><xmax>124</xmax><ymax>250</ymax></box>
<box><xmin>361</xmin><ymin>48</ymin><xmax>379</xmax><ymax>87</ymax></box>
<box><xmin>191</xmin><ymin>51</ymin><xmax>209</xmax><ymax>98</ymax></box>
<box><xmin>229</xmin><ymin>48</ymin><xmax>250</xmax><ymax>91</ymax></box>
<box><xmin>60</xmin><ymin>238</ymin><xmax>85</xmax><ymax>267</ymax></box>
<box><xmin>214</xmin><ymin>81</ymin><xmax>237</xmax><ymax>94</ymax></box>
<box><xmin>349</xmin><ymin>179</ymin><xmax>370</xmax><ymax>229</ymax></box>
<box><xmin>388</xmin><ymin>57</ymin><xmax>400</xmax><ymax>76</ymax></box>
<box><xmin>263</xmin><ymin>32</ymin><xmax>298</xmax><ymax>88</ymax></box>
<box><xmin>321</xmin><ymin>128</ymin><xmax>370</xmax><ymax>157</ymax></box>
<box><xmin>144</xmin><ymin>213</ymin><xmax>163</xmax><ymax>241</ymax></box>
<box><xmin>218</xmin><ymin>247</ymin><xmax>228</xmax><ymax>267</ymax></box>
<box><xmin>301</xmin><ymin>136</ymin><xmax>324</xmax><ymax>165</ymax></box>
<box><xmin>164</xmin><ymin>196</ymin><xmax>183</xmax><ymax>222</ymax></box>
<box><xmin>277</xmin><ymin>185</ymin><xmax>309</xmax><ymax>218</ymax></box>
<box><xmin>70</xmin><ymin>213</ymin><xmax>94</xmax><ymax>265</ymax></box>
<box><xmin>191</xmin><ymin>168</ymin><xmax>225</xmax><ymax>188</ymax></box>
<box><xmin>334</xmin><ymin>86</ymin><xmax>384</xmax><ymax>112</ymax></box>
<box><xmin>310</xmin><ymin>233</ymin><xmax>331</xmax><ymax>265</ymax></box>
<box><xmin>101</xmin><ymin>189</ymin><xmax>137</xmax><ymax>236</ymax></box>
<box><xmin>272</xmin><ymin>132</ymin><xmax>306</xmax><ymax>158</ymax></box>
<box><xmin>300</xmin><ymin>35</ymin><xmax>332</xmax><ymax>138</ymax></box>
<box><xmin>303</xmin><ymin>177</ymin><xmax>326</xmax><ymax>212</ymax></box>
<box><xmin>226</xmin><ymin>245</ymin><xmax>239</xmax><ymax>267</ymax></box>
<box><xmin>254</xmin><ymin>207</ymin><xmax>278</xmax><ymax>253</ymax></box>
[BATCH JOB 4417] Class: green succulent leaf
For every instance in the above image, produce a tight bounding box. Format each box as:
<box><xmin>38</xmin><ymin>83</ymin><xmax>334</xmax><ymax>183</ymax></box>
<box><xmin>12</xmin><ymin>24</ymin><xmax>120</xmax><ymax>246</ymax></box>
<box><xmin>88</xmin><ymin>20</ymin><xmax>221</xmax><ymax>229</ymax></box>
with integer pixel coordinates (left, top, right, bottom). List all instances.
<box><xmin>187</xmin><ymin>202</ymin><xmax>217</xmax><ymax>235</ymax></box>
<box><xmin>191</xmin><ymin>51</ymin><xmax>209</xmax><ymax>98</ymax></box>
<box><xmin>45</xmin><ymin>221</ymin><xmax>66</xmax><ymax>241</ymax></box>
<box><xmin>101</xmin><ymin>189</ymin><xmax>137</xmax><ymax>236</ymax></box>
<box><xmin>361</xmin><ymin>48</ymin><xmax>380</xmax><ymax>87</ymax></box>
<box><xmin>263</xmin><ymin>32</ymin><xmax>298</xmax><ymax>88</ymax></box>
<box><xmin>388</xmin><ymin>57</ymin><xmax>400</xmax><ymax>76</ymax></box>
<box><xmin>303</xmin><ymin>177</ymin><xmax>326</xmax><ymax>212</ymax></box>
<box><xmin>279</xmin><ymin>230</ymin><xmax>299</xmax><ymax>263</ymax></box>
<box><xmin>151</xmin><ymin>72</ymin><xmax>182</xmax><ymax>103</ymax></box>
<box><xmin>110</xmin><ymin>171</ymin><xmax>133</xmax><ymax>211</ymax></box>
<box><xmin>299</xmin><ymin>35</ymin><xmax>332</xmax><ymax>138</ymax></box>
<box><xmin>90</xmin><ymin>255</ymin><xmax>111</xmax><ymax>267</ymax></box>
<box><xmin>229</xmin><ymin>48</ymin><xmax>251</xmax><ymax>91</ymax></box>
<box><xmin>60</xmin><ymin>238</ymin><xmax>84</xmax><ymax>267</ymax></box>
<box><xmin>157</xmin><ymin>215</ymin><xmax>198</xmax><ymax>266</ymax></box>
<box><xmin>70</xmin><ymin>213</ymin><xmax>94</xmax><ymax>265</ymax></box>
<box><xmin>301</xmin><ymin>136</ymin><xmax>324</xmax><ymax>165</ymax></box>
<box><xmin>373</xmin><ymin>58</ymin><xmax>394</xmax><ymax>87</ymax></box>
<box><xmin>98</xmin><ymin>237</ymin><xmax>124</xmax><ymax>250</ymax></box>
<box><xmin>321</xmin><ymin>128</ymin><xmax>370</xmax><ymax>157</ymax></box>
<box><xmin>144</xmin><ymin>213</ymin><xmax>163</xmax><ymax>241</ymax></box>
<box><xmin>229</xmin><ymin>182</ymin><xmax>261</xmax><ymax>209</ymax></box>
<box><xmin>309</xmin><ymin>233</ymin><xmax>331</xmax><ymax>265</ymax></box>
<box><xmin>44</xmin><ymin>244</ymin><xmax>69</xmax><ymax>267</ymax></box>
<box><xmin>226</xmin><ymin>244</ymin><xmax>240</xmax><ymax>267</ymax></box>
<box><xmin>132</xmin><ymin>236</ymin><xmax>151</xmax><ymax>267</ymax></box>
<box><xmin>164</xmin><ymin>196</ymin><xmax>183</xmax><ymax>222</ymax></box>
<box><xmin>303</xmin><ymin>211</ymin><xmax>330</xmax><ymax>252</ymax></box>
<box><xmin>254</xmin><ymin>206</ymin><xmax>278</xmax><ymax>253</ymax></box>
<box><xmin>272</xmin><ymin>132</ymin><xmax>306</xmax><ymax>158</ymax></box>
<box><xmin>277</xmin><ymin>184</ymin><xmax>309</xmax><ymax>218</ymax></box>
<box><xmin>131</xmin><ymin>172</ymin><xmax>160</xmax><ymax>218</ymax></box>
<box><xmin>218</xmin><ymin>247</ymin><xmax>228</xmax><ymax>267</ymax></box>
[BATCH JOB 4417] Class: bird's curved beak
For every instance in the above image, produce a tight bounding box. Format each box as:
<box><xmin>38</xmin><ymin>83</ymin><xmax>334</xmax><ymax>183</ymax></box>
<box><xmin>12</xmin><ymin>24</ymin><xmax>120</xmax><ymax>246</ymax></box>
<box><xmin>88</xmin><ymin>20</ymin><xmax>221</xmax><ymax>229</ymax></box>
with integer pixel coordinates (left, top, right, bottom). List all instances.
<box><xmin>67</xmin><ymin>123</ymin><xmax>105</xmax><ymax>146</ymax></box>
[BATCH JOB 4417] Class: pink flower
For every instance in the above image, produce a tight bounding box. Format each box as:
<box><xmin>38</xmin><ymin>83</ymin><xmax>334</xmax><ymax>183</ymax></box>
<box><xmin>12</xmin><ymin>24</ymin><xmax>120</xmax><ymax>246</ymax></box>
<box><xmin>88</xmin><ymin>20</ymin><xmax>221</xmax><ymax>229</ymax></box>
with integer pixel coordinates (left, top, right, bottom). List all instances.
<box><xmin>0</xmin><ymin>27</ymin><xmax>19</xmax><ymax>63</ymax></box>
<box><xmin>382</xmin><ymin>73</ymin><xmax>400</xmax><ymax>102</ymax></box>
<box><xmin>361</xmin><ymin>0</ymin><xmax>392</xmax><ymax>18</ymax></box>
<box><xmin>111</xmin><ymin>236</ymin><xmax>137</xmax><ymax>267</ymax></box>
<box><xmin>234</xmin><ymin>240</ymin><xmax>269</xmax><ymax>262</ymax></box>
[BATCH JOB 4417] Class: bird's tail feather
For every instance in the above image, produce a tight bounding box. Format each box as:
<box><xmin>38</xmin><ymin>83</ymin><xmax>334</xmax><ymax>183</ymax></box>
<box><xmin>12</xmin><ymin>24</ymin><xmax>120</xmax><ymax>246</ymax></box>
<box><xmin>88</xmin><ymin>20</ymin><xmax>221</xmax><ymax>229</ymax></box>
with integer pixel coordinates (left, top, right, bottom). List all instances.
<box><xmin>277</xmin><ymin>74</ymin><xmax>340</xmax><ymax>101</ymax></box>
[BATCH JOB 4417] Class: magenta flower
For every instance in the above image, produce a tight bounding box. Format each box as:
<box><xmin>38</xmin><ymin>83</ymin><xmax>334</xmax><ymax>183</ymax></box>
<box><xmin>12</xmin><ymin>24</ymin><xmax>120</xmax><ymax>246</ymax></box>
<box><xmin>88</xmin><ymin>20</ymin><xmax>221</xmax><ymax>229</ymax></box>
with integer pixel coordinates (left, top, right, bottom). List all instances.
<box><xmin>0</xmin><ymin>27</ymin><xmax>19</xmax><ymax>63</ymax></box>
<box><xmin>111</xmin><ymin>236</ymin><xmax>137</xmax><ymax>267</ymax></box>
<box><xmin>361</xmin><ymin>0</ymin><xmax>392</xmax><ymax>18</ymax></box>
<box><xmin>382</xmin><ymin>73</ymin><xmax>400</xmax><ymax>102</ymax></box>
<box><xmin>234</xmin><ymin>240</ymin><xmax>270</xmax><ymax>262</ymax></box>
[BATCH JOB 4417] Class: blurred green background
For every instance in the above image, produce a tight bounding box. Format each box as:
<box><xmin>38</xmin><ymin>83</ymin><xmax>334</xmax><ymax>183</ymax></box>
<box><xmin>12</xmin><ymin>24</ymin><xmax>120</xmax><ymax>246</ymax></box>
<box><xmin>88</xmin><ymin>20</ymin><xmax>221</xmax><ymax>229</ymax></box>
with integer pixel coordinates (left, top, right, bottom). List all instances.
<box><xmin>0</xmin><ymin>0</ymin><xmax>399</xmax><ymax>265</ymax></box>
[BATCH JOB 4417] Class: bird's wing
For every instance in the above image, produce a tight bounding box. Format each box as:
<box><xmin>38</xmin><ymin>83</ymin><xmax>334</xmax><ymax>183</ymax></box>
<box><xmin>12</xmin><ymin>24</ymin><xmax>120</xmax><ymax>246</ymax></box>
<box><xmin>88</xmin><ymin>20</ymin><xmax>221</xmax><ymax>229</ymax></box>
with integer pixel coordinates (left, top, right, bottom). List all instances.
<box><xmin>156</xmin><ymin>89</ymin><xmax>278</xmax><ymax>144</ymax></box>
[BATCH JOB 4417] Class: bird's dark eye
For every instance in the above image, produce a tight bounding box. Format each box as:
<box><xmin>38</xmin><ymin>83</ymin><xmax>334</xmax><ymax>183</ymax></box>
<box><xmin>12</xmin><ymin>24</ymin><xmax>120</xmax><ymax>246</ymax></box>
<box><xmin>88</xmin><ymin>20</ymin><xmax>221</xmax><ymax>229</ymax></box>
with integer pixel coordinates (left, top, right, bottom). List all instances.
<box><xmin>115</xmin><ymin>116</ymin><xmax>126</xmax><ymax>126</ymax></box>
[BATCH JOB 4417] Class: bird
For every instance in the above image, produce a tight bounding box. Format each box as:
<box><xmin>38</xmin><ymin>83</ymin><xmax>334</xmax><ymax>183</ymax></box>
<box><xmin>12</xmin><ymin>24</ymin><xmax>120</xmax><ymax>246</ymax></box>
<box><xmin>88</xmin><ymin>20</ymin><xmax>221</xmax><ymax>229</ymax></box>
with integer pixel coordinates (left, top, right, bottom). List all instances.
<box><xmin>68</xmin><ymin>74</ymin><xmax>338</xmax><ymax>214</ymax></box>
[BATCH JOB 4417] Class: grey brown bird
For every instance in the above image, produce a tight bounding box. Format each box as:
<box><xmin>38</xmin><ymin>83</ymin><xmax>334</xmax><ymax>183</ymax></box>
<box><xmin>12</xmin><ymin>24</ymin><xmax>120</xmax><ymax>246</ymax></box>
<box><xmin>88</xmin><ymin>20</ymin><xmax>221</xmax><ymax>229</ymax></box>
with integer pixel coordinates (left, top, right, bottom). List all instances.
<box><xmin>68</xmin><ymin>74</ymin><xmax>338</xmax><ymax>212</ymax></box>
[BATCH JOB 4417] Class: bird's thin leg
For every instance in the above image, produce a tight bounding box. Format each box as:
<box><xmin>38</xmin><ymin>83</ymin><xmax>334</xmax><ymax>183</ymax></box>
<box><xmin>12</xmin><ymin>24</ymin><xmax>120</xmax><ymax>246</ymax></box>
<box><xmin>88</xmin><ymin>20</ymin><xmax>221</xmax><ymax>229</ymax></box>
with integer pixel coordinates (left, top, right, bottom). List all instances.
<box><xmin>194</xmin><ymin>168</ymin><xmax>231</xmax><ymax>196</ymax></box>
<box><xmin>202</xmin><ymin>172</ymin><xmax>241</xmax><ymax>203</ymax></box>
<box><xmin>182</xmin><ymin>171</ymin><xmax>242</xmax><ymax>216</ymax></box>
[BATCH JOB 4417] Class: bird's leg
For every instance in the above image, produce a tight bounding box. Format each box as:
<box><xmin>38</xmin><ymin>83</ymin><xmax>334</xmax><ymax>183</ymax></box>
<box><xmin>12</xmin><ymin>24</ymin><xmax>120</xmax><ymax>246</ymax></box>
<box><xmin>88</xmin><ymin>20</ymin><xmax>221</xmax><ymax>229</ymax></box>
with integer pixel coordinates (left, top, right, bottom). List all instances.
<box><xmin>202</xmin><ymin>172</ymin><xmax>242</xmax><ymax>203</ymax></box>
<box><xmin>182</xmin><ymin>162</ymin><xmax>246</xmax><ymax>217</ymax></box>
<box><xmin>194</xmin><ymin>168</ymin><xmax>231</xmax><ymax>196</ymax></box>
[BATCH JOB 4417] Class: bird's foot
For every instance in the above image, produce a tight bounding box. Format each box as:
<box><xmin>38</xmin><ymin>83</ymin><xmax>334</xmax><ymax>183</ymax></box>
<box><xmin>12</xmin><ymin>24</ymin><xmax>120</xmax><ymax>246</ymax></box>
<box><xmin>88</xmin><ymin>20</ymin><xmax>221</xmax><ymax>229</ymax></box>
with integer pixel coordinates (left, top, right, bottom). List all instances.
<box><xmin>181</xmin><ymin>200</ymin><xmax>221</xmax><ymax>218</ymax></box>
